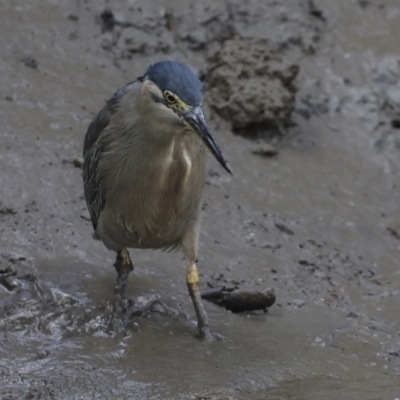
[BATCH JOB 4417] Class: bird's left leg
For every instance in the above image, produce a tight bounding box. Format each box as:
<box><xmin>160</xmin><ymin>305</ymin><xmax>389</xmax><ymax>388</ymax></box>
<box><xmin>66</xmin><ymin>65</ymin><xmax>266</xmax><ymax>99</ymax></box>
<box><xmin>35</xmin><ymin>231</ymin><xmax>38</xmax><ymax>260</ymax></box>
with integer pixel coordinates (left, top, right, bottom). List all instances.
<box><xmin>182</xmin><ymin>226</ymin><xmax>213</xmax><ymax>341</ymax></box>
<box><xmin>112</xmin><ymin>247</ymin><xmax>133</xmax><ymax>331</ymax></box>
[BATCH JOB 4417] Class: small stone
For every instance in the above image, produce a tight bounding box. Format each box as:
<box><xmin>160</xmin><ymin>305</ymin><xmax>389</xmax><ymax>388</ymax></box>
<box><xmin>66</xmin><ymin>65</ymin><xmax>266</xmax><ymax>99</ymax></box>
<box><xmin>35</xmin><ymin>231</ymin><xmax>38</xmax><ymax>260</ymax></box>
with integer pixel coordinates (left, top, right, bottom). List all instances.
<box><xmin>73</xmin><ymin>157</ymin><xmax>84</xmax><ymax>169</ymax></box>
<box><xmin>8</xmin><ymin>254</ymin><xmax>26</xmax><ymax>263</ymax></box>
<box><xmin>292</xmin><ymin>299</ymin><xmax>305</xmax><ymax>307</ymax></box>
<box><xmin>67</xmin><ymin>13</ymin><xmax>79</xmax><ymax>21</ymax></box>
<box><xmin>347</xmin><ymin>312</ymin><xmax>358</xmax><ymax>318</ymax></box>
<box><xmin>80</xmin><ymin>212</ymin><xmax>91</xmax><ymax>222</ymax></box>
<box><xmin>275</xmin><ymin>223</ymin><xmax>294</xmax><ymax>235</ymax></box>
<box><xmin>36</xmin><ymin>349</ymin><xmax>50</xmax><ymax>359</ymax></box>
<box><xmin>251</xmin><ymin>143</ymin><xmax>278</xmax><ymax>158</ymax></box>
<box><xmin>245</xmin><ymin>232</ymin><xmax>255</xmax><ymax>243</ymax></box>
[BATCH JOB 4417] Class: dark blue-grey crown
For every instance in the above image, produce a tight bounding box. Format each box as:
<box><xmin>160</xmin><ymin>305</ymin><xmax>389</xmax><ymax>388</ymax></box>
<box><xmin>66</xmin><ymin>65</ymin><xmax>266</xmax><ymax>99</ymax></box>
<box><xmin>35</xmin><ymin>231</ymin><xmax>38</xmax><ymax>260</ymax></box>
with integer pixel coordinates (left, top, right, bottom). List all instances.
<box><xmin>146</xmin><ymin>61</ymin><xmax>202</xmax><ymax>107</ymax></box>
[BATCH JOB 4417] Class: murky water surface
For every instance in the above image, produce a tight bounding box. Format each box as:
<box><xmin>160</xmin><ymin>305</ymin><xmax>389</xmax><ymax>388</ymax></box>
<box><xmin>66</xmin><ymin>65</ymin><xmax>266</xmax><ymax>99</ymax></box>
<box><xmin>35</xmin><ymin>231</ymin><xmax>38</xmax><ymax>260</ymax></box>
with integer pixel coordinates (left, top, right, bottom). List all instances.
<box><xmin>1</xmin><ymin>0</ymin><xmax>400</xmax><ymax>398</ymax></box>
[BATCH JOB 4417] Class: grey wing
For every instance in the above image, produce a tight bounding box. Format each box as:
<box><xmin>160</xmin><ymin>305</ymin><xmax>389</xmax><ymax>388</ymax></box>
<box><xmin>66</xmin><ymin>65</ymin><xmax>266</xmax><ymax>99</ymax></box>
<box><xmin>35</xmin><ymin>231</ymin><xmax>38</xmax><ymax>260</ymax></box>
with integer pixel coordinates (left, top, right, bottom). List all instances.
<box><xmin>82</xmin><ymin>78</ymin><xmax>142</xmax><ymax>232</ymax></box>
<box><xmin>83</xmin><ymin>109</ymin><xmax>110</xmax><ymax>232</ymax></box>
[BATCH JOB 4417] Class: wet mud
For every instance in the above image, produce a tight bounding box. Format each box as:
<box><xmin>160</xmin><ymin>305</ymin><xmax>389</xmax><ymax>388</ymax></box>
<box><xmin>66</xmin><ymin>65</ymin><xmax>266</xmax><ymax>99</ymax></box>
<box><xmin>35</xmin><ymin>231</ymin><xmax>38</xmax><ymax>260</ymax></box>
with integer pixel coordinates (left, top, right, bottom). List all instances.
<box><xmin>1</xmin><ymin>0</ymin><xmax>400</xmax><ymax>399</ymax></box>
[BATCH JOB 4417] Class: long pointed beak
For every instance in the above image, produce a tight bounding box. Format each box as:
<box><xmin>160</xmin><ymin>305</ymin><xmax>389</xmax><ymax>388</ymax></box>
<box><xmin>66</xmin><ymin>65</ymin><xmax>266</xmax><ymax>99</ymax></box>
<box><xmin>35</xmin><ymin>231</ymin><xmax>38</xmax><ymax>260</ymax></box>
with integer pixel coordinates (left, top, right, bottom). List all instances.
<box><xmin>184</xmin><ymin>107</ymin><xmax>232</xmax><ymax>175</ymax></box>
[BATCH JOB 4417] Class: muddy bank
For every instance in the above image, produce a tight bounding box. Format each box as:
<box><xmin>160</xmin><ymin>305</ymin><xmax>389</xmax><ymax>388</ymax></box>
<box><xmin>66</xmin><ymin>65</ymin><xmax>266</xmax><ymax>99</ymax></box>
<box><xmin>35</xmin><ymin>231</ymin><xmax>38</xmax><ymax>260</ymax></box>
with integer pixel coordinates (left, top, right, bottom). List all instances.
<box><xmin>1</xmin><ymin>0</ymin><xmax>400</xmax><ymax>399</ymax></box>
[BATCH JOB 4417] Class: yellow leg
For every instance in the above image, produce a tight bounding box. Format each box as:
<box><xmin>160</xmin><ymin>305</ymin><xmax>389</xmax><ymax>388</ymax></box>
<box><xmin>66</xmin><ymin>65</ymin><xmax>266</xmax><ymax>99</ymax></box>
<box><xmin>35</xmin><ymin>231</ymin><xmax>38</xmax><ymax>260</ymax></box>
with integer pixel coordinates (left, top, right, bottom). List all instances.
<box><xmin>186</xmin><ymin>262</ymin><xmax>212</xmax><ymax>341</ymax></box>
<box><xmin>182</xmin><ymin>221</ymin><xmax>213</xmax><ymax>340</ymax></box>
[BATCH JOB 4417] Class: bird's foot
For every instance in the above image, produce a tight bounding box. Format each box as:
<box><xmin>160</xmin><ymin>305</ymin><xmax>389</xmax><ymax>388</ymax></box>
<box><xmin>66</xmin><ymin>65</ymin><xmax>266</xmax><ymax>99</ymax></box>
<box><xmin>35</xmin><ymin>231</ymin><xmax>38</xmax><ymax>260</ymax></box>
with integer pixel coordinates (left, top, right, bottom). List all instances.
<box><xmin>126</xmin><ymin>295</ymin><xmax>161</xmax><ymax>320</ymax></box>
<box><xmin>112</xmin><ymin>288</ymin><xmax>129</xmax><ymax>333</ymax></box>
<box><xmin>199</xmin><ymin>325</ymin><xmax>214</xmax><ymax>342</ymax></box>
<box><xmin>111</xmin><ymin>295</ymin><xmax>164</xmax><ymax>332</ymax></box>
<box><xmin>111</xmin><ymin>311</ymin><xmax>126</xmax><ymax>333</ymax></box>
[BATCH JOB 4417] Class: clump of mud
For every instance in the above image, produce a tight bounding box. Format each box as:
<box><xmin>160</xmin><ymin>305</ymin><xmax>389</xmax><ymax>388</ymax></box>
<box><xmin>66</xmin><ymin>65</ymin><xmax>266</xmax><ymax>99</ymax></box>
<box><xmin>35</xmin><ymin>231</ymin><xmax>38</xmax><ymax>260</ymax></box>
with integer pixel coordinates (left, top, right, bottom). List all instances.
<box><xmin>203</xmin><ymin>38</ymin><xmax>299</xmax><ymax>137</ymax></box>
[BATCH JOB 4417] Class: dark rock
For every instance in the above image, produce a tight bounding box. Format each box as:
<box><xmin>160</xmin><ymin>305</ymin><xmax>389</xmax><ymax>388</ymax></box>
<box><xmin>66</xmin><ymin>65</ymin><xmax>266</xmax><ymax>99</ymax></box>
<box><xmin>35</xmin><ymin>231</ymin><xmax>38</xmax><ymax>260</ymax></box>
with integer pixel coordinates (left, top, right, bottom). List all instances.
<box><xmin>21</xmin><ymin>55</ymin><xmax>38</xmax><ymax>69</ymax></box>
<box><xmin>275</xmin><ymin>223</ymin><xmax>294</xmax><ymax>235</ymax></box>
<box><xmin>391</xmin><ymin>119</ymin><xmax>400</xmax><ymax>129</ymax></box>
<box><xmin>100</xmin><ymin>8</ymin><xmax>115</xmax><ymax>32</ymax></box>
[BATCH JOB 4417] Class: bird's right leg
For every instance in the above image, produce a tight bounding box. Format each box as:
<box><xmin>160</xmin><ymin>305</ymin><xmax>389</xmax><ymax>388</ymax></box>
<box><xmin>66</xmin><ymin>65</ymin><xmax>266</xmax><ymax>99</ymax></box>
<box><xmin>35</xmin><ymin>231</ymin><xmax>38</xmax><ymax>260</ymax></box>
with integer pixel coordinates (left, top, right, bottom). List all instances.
<box><xmin>182</xmin><ymin>226</ymin><xmax>213</xmax><ymax>341</ymax></box>
<box><xmin>112</xmin><ymin>247</ymin><xmax>133</xmax><ymax>331</ymax></box>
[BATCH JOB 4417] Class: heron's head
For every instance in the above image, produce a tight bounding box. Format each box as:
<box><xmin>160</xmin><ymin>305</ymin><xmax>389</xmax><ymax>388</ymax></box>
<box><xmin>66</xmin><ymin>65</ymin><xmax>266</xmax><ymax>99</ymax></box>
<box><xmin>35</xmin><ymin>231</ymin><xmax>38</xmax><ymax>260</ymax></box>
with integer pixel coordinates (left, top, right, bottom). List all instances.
<box><xmin>142</xmin><ymin>61</ymin><xmax>232</xmax><ymax>174</ymax></box>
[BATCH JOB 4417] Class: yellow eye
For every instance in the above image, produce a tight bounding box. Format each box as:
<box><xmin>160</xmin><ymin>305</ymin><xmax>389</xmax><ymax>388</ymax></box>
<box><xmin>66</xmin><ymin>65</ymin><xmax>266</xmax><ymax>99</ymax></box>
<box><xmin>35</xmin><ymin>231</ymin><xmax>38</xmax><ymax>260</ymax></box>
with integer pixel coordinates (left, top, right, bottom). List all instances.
<box><xmin>165</xmin><ymin>92</ymin><xmax>176</xmax><ymax>103</ymax></box>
